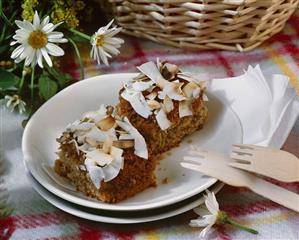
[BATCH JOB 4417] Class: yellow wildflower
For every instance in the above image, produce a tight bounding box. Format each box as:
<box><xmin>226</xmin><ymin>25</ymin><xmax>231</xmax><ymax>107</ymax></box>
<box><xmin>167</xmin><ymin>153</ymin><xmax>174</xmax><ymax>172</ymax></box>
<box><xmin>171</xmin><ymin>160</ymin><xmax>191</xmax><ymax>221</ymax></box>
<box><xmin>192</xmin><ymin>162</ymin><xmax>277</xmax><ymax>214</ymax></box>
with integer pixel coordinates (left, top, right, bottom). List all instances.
<box><xmin>21</xmin><ymin>0</ymin><xmax>38</xmax><ymax>21</ymax></box>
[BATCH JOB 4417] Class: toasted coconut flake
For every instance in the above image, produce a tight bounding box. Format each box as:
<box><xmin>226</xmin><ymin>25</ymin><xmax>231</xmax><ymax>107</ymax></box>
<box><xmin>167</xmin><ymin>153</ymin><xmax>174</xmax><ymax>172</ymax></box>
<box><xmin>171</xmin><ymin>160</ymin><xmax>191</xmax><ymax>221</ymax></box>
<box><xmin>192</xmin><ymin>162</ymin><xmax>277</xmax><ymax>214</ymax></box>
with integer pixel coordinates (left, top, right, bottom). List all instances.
<box><xmin>193</xmin><ymin>87</ymin><xmax>201</xmax><ymax>98</ymax></box>
<box><xmin>84</xmin><ymin>163</ymin><xmax>104</xmax><ymax>189</ymax></box>
<box><xmin>121</xmin><ymin>91</ymin><xmax>152</xmax><ymax>118</ymax></box>
<box><xmin>145</xmin><ymin>91</ymin><xmax>158</xmax><ymax>100</ymax></box>
<box><xmin>67</xmin><ymin>121</ymin><xmax>94</xmax><ymax>132</ymax></box>
<box><xmin>156</xmin><ymin>58</ymin><xmax>162</xmax><ymax>70</ymax></box>
<box><xmin>163</xmin><ymin>81</ymin><xmax>185</xmax><ymax>101</ymax></box>
<box><xmin>103</xmin><ymin>146</ymin><xmax>124</xmax><ymax>182</ymax></box>
<box><xmin>132</xmin><ymin>81</ymin><xmax>153</xmax><ymax>91</ymax></box>
<box><xmin>137</xmin><ymin>61</ymin><xmax>163</xmax><ymax>84</ymax></box>
<box><xmin>117</xmin><ymin>117</ymin><xmax>148</xmax><ymax>159</ymax></box>
<box><xmin>203</xmin><ymin>93</ymin><xmax>209</xmax><ymax>101</ymax></box>
<box><xmin>163</xmin><ymin>95</ymin><xmax>174</xmax><ymax>113</ymax></box>
<box><xmin>183</xmin><ymin>82</ymin><xmax>200</xmax><ymax>98</ymax></box>
<box><xmin>179</xmin><ymin>100</ymin><xmax>193</xmax><ymax>118</ymax></box>
<box><xmin>118</xmin><ymin>133</ymin><xmax>134</xmax><ymax>140</ymax></box>
<box><xmin>85</xmin><ymin>137</ymin><xmax>99</xmax><ymax>147</ymax></box>
<box><xmin>96</xmin><ymin>115</ymin><xmax>116</xmax><ymax>131</ymax></box>
<box><xmin>102</xmin><ymin>137</ymin><xmax>113</xmax><ymax>154</ymax></box>
<box><xmin>133</xmin><ymin>73</ymin><xmax>149</xmax><ymax>82</ymax></box>
<box><xmin>102</xmin><ymin>164</ymin><xmax>119</xmax><ymax>182</ymax></box>
<box><xmin>155</xmin><ymin>108</ymin><xmax>172</xmax><ymax>130</ymax></box>
<box><xmin>162</xmin><ymin>63</ymin><xmax>179</xmax><ymax>80</ymax></box>
<box><xmin>113</xmin><ymin>140</ymin><xmax>134</xmax><ymax>148</ymax></box>
<box><xmin>79</xmin><ymin>165</ymin><xmax>86</xmax><ymax>171</ymax></box>
<box><xmin>177</xmin><ymin>72</ymin><xmax>201</xmax><ymax>83</ymax></box>
<box><xmin>147</xmin><ymin>99</ymin><xmax>161</xmax><ymax>110</ymax></box>
<box><xmin>79</xmin><ymin>143</ymin><xmax>95</xmax><ymax>153</ymax></box>
<box><xmin>85</xmin><ymin>126</ymin><xmax>117</xmax><ymax>142</ymax></box>
<box><xmin>83</xmin><ymin>105</ymin><xmax>107</xmax><ymax>122</ymax></box>
<box><xmin>86</xmin><ymin>149</ymin><xmax>113</xmax><ymax>166</ymax></box>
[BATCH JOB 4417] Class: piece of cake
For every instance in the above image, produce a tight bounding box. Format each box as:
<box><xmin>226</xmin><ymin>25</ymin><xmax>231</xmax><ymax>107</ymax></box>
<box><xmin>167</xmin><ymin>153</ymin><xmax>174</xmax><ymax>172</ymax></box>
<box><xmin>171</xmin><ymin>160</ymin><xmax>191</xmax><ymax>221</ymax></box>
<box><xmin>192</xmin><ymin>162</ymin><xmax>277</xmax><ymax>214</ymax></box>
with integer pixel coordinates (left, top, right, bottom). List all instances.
<box><xmin>54</xmin><ymin>105</ymin><xmax>156</xmax><ymax>203</ymax></box>
<box><xmin>54</xmin><ymin>60</ymin><xmax>208</xmax><ymax>203</ymax></box>
<box><xmin>117</xmin><ymin>59</ymin><xmax>208</xmax><ymax>155</ymax></box>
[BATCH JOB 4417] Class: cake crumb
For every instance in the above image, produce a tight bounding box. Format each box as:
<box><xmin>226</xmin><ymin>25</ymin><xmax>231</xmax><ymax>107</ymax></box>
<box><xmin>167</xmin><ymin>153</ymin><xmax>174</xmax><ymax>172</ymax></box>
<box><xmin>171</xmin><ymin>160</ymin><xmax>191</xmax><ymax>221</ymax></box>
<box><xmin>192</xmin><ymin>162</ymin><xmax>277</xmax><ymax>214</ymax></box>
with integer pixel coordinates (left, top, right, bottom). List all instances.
<box><xmin>166</xmin><ymin>152</ymin><xmax>171</xmax><ymax>156</ymax></box>
<box><xmin>187</xmin><ymin>139</ymin><xmax>193</xmax><ymax>144</ymax></box>
<box><xmin>162</xmin><ymin>177</ymin><xmax>169</xmax><ymax>184</ymax></box>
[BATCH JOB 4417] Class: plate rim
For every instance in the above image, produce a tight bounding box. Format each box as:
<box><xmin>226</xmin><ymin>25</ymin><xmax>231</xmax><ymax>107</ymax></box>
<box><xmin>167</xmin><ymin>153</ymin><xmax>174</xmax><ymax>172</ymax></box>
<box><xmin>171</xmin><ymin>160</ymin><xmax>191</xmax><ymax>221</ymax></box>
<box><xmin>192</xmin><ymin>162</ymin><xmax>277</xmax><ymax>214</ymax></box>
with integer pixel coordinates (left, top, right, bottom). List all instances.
<box><xmin>22</xmin><ymin>73</ymin><xmax>241</xmax><ymax>211</ymax></box>
<box><xmin>28</xmin><ymin>171</ymin><xmax>224</xmax><ymax>224</ymax></box>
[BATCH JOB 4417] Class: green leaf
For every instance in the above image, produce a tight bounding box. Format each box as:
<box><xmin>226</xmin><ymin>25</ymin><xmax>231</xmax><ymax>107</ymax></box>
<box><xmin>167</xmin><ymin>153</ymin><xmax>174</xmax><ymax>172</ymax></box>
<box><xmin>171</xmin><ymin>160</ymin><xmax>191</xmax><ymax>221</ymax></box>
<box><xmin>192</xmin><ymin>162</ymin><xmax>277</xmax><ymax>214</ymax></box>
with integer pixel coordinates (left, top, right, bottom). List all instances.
<box><xmin>0</xmin><ymin>68</ymin><xmax>19</xmax><ymax>90</ymax></box>
<box><xmin>38</xmin><ymin>75</ymin><xmax>58</xmax><ymax>100</ymax></box>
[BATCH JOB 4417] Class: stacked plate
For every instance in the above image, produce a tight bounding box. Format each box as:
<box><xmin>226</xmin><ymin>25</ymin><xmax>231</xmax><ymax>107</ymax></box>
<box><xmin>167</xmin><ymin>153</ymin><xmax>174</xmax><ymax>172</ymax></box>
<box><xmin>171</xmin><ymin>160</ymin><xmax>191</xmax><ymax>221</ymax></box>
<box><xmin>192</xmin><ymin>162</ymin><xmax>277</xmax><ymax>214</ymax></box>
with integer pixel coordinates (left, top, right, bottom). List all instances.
<box><xmin>22</xmin><ymin>73</ymin><xmax>242</xmax><ymax>224</ymax></box>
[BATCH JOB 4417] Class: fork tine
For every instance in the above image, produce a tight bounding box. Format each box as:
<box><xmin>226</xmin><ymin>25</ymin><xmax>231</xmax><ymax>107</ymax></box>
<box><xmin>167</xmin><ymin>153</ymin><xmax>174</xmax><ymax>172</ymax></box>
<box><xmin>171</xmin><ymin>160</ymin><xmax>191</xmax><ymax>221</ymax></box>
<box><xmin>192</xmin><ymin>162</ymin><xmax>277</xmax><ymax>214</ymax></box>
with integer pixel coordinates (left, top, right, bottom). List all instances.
<box><xmin>183</xmin><ymin>156</ymin><xmax>204</xmax><ymax>164</ymax></box>
<box><xmin>233</xmin><ymin>144</ymin><xmax>255</xmax><ymax>149</ymax></box>
<box><xmin>229</xmin><ymin>162</ymin><xmax>253</xmax><ymax>171</ymax></box>
<box><xmin>187</xmin><ymin>150</ymin><xmax>207</xmax><ymax>158</ymax></box>
<box><xmin>231</xmin><ymin>148</ymin><xmax>253</xmax><ymax>156</ymax></box>
<box><xmin>230</xmin><ymin>152</ymin><xmax>252</xmax><ymax>163</ymax></box>
<box><xmin>181</xmin><ymin>162</ymin><xmax>203</xmax><ymax>172</ymax></box>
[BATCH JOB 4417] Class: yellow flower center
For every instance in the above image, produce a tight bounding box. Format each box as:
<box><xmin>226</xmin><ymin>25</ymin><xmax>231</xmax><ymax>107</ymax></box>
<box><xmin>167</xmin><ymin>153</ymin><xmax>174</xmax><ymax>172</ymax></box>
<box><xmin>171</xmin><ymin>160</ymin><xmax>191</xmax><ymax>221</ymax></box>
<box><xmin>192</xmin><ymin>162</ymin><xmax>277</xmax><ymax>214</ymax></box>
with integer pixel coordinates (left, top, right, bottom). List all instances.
<box><xmin>95</xmin><ymin>35</ymin><xmax>105</xmax><ymax>47</ymax></box>
<box><xmin>28</xmin><ymin>30</ymin><xmax>47</xmax><ymax>49</ymax></box>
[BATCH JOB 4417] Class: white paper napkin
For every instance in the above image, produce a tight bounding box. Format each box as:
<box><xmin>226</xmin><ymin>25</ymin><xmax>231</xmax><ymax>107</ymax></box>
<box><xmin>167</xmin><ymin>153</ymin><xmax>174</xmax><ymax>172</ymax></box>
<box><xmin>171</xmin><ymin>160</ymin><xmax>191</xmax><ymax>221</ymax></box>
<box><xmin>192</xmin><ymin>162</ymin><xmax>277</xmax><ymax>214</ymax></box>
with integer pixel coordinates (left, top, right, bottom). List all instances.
<box><xmin>208</xmin><ymin>65</ymin><xmax>299</xmax><ymax>148</ymax></box>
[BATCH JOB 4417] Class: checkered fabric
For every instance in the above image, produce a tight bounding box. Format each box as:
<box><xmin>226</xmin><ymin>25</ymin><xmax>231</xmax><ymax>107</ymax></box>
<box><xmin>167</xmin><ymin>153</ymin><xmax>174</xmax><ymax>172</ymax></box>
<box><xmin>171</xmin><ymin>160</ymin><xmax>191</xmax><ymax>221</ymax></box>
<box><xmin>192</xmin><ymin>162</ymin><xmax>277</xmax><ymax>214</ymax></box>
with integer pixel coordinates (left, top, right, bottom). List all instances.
<box><xmin>1</xmin><ymin>11</ymin><xmax>299</xmax><ymax>240</ymax></box>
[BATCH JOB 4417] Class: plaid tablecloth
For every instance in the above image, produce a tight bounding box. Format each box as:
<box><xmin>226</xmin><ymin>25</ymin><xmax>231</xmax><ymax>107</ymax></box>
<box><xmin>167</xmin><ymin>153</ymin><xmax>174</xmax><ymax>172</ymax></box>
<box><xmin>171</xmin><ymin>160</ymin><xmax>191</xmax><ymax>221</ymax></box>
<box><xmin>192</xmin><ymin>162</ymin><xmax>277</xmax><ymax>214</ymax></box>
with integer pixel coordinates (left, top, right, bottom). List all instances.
<box><xmin>1</xmin><ymin>11</ymin><xmax>299</xmax><ymax>240</ymax></box>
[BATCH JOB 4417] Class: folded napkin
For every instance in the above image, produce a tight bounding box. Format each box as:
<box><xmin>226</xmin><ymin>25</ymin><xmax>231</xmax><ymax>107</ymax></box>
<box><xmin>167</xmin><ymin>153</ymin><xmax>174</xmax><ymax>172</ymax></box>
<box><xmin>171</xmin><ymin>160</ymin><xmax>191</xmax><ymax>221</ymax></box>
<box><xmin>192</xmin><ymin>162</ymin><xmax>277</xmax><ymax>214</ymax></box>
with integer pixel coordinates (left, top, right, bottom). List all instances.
<box><xmin>208</xmin><ymin>65</ymin><xmax>299</xmax><ymax>148</ymax></box>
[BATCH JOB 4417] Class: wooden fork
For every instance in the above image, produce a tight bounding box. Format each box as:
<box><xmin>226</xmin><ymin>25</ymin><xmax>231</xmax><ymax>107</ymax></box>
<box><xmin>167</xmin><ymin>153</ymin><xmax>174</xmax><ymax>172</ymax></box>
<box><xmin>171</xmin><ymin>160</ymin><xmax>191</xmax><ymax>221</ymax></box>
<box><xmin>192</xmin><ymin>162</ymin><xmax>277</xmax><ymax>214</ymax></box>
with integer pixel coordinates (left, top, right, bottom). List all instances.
<box><xmin>229</xmin><ymin>144</ymin><xmax>299</xmax><ymax>182</ymax></box>
<box><xmin>181</xmin><ymin>147</ymin><xmax>299</xmax><ymax>212</ymax></box>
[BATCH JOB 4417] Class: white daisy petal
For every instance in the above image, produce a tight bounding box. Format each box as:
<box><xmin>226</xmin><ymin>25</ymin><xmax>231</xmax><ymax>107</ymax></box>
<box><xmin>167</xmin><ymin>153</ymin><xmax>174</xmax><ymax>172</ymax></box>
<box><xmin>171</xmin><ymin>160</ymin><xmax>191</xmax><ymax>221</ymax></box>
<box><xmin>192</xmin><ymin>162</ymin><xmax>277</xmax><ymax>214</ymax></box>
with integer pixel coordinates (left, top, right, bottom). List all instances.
<box><xmin>15</xmin><ymin>20</ymin><xmax>26</xmax><ymax>29</ymax></box>
<box><xmin>190</xmin><ymin>218</ymin><xmax>210</xmax><ymax>227</ymax></box>
<box><xmin>37</xmin><ymin>50</ymin><xmax>43</xmax><ymax>68</ymax></box>
<box><xmin>199</xmin><ymin>224</ymin><xmax>213</xmax><ymax>238</ymax></box>
<box><xmin>47</xmin><ymin>31</ymin><xmax>64</xmax><ymax>39</ymax></box>
<box><xmin>42</xmin><ymin>23</ymin><xmax>54</xmax><ymax>33</ymax></box>
<box><xmin>46</xmin><ymin>43</ymin><xmax>64</xmax><ymax>56</ymax></box>
<box><xmin>41</xmin><ymin>48</ymin><xmax>53</xmax><ymax>67</ymax></box>
<box><xmin>33</xmin><ymin>11</ymin><xmax>40</xmax><ymax>27</ymax></box>
<box><xmin>103</xmin><ymin>43</ymin><xmax>120</xmax><ymax>55</ymax></box>
<box><xmin>41</xmin><ymin>16</ymin><xmax>50</xmax><ymax>28</ymax></box>
<box><xmin>48</xmin><ymin>37</ymin><xmax>68</xmax><ymax>43</ymax></box>
<box><xmin>11</xmin><ymin>45</ymin><xmax>24</xmax><ymax>59</ymax></box>
<box><xmin>98</xmin><ymin>47</ymin><xmax>109</xmax><ymax>65</ymax></box>
<box><xmin>108</xmin><ymin>37</ymin><xmax>124</xmax><ymax>45</ymax></box>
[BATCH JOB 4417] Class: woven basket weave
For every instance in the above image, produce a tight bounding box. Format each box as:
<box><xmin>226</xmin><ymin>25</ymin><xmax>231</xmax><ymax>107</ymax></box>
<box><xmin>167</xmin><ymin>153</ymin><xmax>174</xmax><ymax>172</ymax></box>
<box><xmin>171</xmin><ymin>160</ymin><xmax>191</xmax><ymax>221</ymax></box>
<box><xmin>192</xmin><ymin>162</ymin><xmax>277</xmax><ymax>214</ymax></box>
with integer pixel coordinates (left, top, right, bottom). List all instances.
<box><xmin>101</xmin><ymin>0</ymin><xmax>299</xmax><ymax>51</ymax></box>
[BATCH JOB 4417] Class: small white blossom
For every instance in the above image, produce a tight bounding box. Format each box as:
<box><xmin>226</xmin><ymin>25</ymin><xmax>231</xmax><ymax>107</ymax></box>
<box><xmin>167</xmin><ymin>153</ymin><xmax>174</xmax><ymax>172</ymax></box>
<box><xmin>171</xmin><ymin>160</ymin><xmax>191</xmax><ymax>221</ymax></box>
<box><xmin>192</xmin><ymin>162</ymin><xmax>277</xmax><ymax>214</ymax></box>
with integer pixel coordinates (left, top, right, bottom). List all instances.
<box><xmin>190</xmin><ymin>190</ymin><xmax>258</xmax><ymax>237</ymax></box>
<box><xmin>190</xmin><ymin>190</ymin><xmax>219</xmax><ymax>238</ymax></box>
<box><xmin>1</xmin><ymin>95</ymin><xmax>26</xmax><ymax>114</ymax></box>
<box><xmin>90</xmin><ymin>19</ymin><xmax>124</xmax><ymax>66</ymax></box>
<box><xmin>11</xmin><ymin>11</ymin><xmax>67</xmax><ymax>68</ymax></box>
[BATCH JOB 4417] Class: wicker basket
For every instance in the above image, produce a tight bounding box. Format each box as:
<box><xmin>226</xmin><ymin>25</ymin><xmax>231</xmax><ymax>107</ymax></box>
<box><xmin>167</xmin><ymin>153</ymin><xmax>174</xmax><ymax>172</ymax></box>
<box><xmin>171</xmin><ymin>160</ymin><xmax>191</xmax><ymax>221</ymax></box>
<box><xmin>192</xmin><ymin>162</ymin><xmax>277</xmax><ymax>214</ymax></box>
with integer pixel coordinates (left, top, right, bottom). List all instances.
<box><xmin>101</xmin><ymin>0</ymin><xmax>299</xmax><ymax>51</ymax></box>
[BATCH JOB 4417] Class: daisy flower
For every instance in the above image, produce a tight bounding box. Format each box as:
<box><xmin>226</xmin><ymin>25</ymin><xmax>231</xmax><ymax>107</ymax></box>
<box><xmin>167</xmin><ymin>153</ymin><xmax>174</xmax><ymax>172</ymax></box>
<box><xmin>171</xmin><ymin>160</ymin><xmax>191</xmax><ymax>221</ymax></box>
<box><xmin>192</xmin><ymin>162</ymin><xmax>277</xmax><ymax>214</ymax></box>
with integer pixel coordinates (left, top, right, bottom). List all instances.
<box><xmin>10</xmin><ymin>11</ymin><xmax>67</xmax><ymax>68</ymax></box>
<box><xmin>190</xmin><ymin>190</ymin><xmax>258</xmax><ymax>238</ymax></box>
<box><xmin>90</xmin><ymin>19</ymin><xmax>124</xmax><ymax>66</ymax></box>
<box><xmin>1</xmin><ymin>95</ymin><xmax>26</xmax><ymax>114</ymax></box>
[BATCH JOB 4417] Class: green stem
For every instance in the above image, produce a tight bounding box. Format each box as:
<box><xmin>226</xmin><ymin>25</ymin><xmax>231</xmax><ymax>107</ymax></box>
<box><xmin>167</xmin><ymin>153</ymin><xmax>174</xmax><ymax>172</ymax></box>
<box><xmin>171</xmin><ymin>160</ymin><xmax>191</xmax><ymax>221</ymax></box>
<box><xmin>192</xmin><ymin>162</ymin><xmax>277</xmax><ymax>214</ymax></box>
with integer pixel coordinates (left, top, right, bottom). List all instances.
<box><xmin>30</xmin><ymin>66</ymin><xmax>35</xmax><ymax>104</ymax></box>
<box><xmin>68</xmin><ymin>37</ymin><xmax>85</xmax><ymax>79</ymax></box>
<box><xmin>227</xmin><ymin>218</ymin><xmax>258</xmax><ymax>235</ymax></box>
<box><xmin>18</xmin><ymin>63</ymin><xmax>26</xmax><ymax>95</ymax></box>
<box><xmin>69</xmin><ymin>28</ymin><xmax>91</xmax><ymax>41</ymax></box>
<box><xmin>0</xmin><ymin>0</ymin><xmax>13</xmax><ymax>27</ymax></box>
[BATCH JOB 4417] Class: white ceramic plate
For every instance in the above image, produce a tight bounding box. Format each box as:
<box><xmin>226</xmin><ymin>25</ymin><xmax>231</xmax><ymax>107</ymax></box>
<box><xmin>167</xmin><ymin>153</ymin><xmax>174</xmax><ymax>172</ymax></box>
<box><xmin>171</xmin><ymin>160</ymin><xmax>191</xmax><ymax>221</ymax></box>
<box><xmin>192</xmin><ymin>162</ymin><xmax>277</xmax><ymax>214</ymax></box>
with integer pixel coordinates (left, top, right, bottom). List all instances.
<box><xmin>22</xmin><ymin>73</ymin><xmax>242</xmax><ymax>211</ymax></box>
<box><xmin>28</xmin><ymin>172</ymin><xmax>224</xmax><ymax>224</ymax></box>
